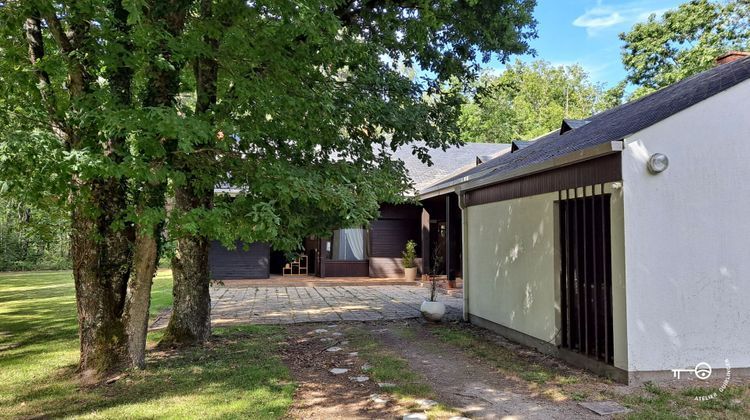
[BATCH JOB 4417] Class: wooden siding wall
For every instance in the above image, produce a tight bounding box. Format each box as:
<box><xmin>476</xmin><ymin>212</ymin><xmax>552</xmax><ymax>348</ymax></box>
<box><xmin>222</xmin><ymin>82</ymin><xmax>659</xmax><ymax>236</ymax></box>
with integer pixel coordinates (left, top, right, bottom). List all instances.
<box><xmin>465</xmin><ymin>154</ymin><xmax>622</xmax><ymax>207</ymax></box>
<box><xmin>321</xmin><ymin>260</ymin><xmax>370</xmax><ymax>277</ymax></box>
<box><xmin>209</xmin><ymin>240</ymin><xmax>270</xmax><ymax>279</ymax></box>
<box><xmin>370</xmin><ymin>219</ymin><xmax>420</xmax><ymax>257</ymax></box>
<box><xmin>368</xmin><ymin>203</ymin><xmax>422</xmax><ymax>278</ymax></box>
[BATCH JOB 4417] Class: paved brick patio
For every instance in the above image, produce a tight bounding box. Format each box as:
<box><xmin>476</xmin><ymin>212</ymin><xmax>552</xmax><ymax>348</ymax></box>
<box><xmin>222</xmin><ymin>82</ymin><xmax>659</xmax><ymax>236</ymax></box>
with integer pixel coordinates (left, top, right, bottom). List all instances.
<box><xmin>151</xmin><ymin>285</ymin><xmax>463</xmax><ymax>328</ymax></box>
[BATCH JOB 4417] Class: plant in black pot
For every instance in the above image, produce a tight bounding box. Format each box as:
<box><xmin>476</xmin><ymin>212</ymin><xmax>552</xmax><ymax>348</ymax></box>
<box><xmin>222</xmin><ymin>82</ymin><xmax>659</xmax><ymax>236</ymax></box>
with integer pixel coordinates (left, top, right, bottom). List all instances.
<box><xmin>402</xmin><ymin>240</ymin><xmax>418</xmax><ymax>281</ymax></box>
<box><xmin>420</xmin><ymin>248</ymin><xmax>445</xmax><ymax>321</ymax></box>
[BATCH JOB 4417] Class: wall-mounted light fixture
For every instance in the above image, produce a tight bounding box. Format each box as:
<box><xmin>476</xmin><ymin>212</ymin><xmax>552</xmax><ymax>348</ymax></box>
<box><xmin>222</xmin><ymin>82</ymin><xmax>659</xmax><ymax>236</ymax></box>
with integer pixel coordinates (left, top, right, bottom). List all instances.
<box><xmin>647</xmin><ymin>153</ymin><xmax>669</xmax><ymax>174</ymax></box>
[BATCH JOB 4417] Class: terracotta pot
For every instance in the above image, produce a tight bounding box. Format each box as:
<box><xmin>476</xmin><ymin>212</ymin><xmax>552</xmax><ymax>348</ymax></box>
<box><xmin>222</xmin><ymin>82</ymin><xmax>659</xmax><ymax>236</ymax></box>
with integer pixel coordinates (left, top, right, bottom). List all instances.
<box><xmin>404</xmin><ymin>267</ymin><xmax>417</xmax><ymax>282</ymax></box>
<box><xmin>420</xmin><ymin>300</ymin><xmax>445</xmax><ymax>322</ymax></box>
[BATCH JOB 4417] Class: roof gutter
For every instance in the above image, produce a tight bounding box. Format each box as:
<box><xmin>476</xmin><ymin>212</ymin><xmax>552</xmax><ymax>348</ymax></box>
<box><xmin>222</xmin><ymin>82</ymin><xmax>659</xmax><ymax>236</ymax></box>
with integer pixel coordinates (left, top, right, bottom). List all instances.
<box><xmin>457</xmin><ymin>140</ymin><xmax>624</xmax><ymax>194</ymax></box>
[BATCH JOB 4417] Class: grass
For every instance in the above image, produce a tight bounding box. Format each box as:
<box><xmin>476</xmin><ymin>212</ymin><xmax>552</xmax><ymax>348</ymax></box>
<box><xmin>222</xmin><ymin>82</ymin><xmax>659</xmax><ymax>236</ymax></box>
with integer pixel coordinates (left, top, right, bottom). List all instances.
<box><xmin>345</xmin><ymin>326</ymin><xmax>459</xmax><ymax>418</ymax></box>
<box><xmin>430</xmin><ymin>325</ymin><xmax>572</xmax><ymax>386</ymax></box>
<box><xmin>430</xmin><ymin>323</ymin><xmax>750</xmax><ymax>419</ymax></box>
<box><xmin>620</xmin><ymin>382</ymin><xmax>749</xmax><ymax>420</ymax></box>
<box><xmin>0</xmin><ymin>270</ymin><xmax>294</xmax><ymax>419</ymax></box>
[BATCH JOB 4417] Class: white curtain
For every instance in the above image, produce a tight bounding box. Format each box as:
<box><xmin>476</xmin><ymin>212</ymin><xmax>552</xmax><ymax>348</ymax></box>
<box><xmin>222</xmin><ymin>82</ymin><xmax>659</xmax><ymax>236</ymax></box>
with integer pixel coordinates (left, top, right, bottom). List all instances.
<box><xmin>344</xmin><ymin>228</ymin><xmax>365</xmax><ymax>260</ymax></box>
<box><xmin>331</xmin><ymin>228</ymin><xmax>365</xmax><ymax>260</ymax></box>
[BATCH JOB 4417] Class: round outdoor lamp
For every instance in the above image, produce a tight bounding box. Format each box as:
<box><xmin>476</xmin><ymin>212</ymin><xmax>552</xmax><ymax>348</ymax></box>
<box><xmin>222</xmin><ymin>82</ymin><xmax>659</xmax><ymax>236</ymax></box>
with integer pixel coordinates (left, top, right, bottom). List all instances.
<box><xmin>647</xmin><ymin>153</ymin><xmax>669</xmax><ymax>174</ymax></box>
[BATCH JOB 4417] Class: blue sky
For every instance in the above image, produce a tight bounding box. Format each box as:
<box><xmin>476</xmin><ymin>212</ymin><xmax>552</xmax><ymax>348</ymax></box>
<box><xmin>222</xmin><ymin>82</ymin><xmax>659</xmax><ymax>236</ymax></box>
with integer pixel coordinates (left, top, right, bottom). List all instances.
<box><xmin>484</xmin><ymin>0</ymin><xmax>683</xmax><ymax>87</ymax></box>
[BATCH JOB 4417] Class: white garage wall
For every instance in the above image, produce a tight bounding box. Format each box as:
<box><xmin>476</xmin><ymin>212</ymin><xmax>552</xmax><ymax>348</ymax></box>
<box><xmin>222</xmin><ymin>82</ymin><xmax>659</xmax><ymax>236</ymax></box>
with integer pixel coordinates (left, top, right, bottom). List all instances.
<box><xmin>465</xmin><ymin>187</ymin><xmax>628</xmax><ymax>369</ymax></box>
<box><xmin>621</xmin><ymin>78</ymin><xmax>750</xmax><ymax>372</ymax></box>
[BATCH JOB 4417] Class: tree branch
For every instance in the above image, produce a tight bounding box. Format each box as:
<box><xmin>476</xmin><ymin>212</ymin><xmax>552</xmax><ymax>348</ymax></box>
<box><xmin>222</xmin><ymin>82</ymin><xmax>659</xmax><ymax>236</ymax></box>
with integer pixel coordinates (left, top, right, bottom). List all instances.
<box><xmin>23</xmin><ymin>14</ymin><xmax>69</xmax><ymax>144</ymax></box>
<box><xmin>42</xmin><ymin>10</ymin><xmax>89</xmax><ymax>96</ymax></box>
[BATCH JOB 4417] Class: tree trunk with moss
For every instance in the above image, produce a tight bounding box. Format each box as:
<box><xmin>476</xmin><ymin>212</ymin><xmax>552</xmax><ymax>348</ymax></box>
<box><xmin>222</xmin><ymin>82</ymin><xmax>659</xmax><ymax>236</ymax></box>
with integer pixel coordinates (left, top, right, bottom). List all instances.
<box><xmin>71</xmin><ymin>179</ymin><xmax>132</xmax><ymax>376</ymax></box>
<box><xmin>161</xmin><ymin>0</ymin><xmax>219</xmax><ymax>347</ymax></box>
<box><xmin>162</xmin><ymin>183</ymin><xmax>213</xmax><ymax>345</ymax></box>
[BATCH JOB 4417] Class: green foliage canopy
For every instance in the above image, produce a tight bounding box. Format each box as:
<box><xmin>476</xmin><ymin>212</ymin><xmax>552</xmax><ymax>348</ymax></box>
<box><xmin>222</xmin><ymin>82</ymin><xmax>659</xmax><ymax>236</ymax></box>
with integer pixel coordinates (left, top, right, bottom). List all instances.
<box><xmin>0</xmin><ymin>0</ymin><xmax>538</xmax><ymax>253</ymax></box>
<box><xmin>458</xmin><ymin>60</ymin><xmax>624</xmax><ymax>143</ymax></box>
<box><xmin>620</xmin><ymin>0</ymin><xmax>750</xmax><ymax>98</ymax></box>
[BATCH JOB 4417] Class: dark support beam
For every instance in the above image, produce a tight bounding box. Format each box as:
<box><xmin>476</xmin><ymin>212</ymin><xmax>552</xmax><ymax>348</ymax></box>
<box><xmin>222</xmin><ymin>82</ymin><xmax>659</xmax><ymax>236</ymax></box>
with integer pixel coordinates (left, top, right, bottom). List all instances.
<box><xmin>445</xmin><ymin>194</ymin><xmax>452</xmax><ymax>280</ymax></box>
<box><xmin>421</xmin><ymin>208</ymin><xmax>430</xmax><ymax>276</ymax></box>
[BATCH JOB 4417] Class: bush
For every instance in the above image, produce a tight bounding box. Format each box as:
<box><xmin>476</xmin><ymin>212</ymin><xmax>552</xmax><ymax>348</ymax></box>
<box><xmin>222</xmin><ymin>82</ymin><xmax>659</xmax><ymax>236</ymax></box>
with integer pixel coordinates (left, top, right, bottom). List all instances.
<box><xmin>402</xmin><ymin>240</ymin><xmax>417</xmax><ymax>269</ymax></box>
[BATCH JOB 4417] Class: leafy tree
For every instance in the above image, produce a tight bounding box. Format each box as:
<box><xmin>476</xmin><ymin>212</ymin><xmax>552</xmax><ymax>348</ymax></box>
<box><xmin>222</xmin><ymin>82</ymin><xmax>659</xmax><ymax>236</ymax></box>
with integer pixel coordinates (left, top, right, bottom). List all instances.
<box><xmin>0</xmin><ymin>198</ymin><xmax>70</xmax><ymax>271</ymax></box>
<box><xmin>459</xmin><ymin>60</ymin><xmax>620</xmax><ymax>143</ymax></box>
<box><xmin>0</xmin><ymin>0</ymin><xmax>536</xmax><ymax>377</ymax></box>
<box><xmin>620</xmin><ymin>0</ymin><xmax>750</xmax><ymax>97</ymax></box>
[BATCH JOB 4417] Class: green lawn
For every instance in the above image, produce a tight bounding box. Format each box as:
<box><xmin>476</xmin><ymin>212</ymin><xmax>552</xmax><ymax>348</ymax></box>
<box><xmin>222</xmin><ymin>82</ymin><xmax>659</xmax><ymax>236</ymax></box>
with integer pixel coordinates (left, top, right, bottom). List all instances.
<box><xmin>0</xmin><ymin>270</ymin><xmax>294</xmax><ymax>419</ymax></box>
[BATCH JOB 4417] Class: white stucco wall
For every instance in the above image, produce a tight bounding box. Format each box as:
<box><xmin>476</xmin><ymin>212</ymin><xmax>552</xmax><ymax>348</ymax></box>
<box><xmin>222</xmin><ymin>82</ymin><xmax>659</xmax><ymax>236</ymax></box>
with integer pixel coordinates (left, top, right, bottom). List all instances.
<box><xmin>621</xmin><ymin>78</ymin><xmax>750</xmax><ymax>372</ymax></box>
<box><xmin>466</xmin><ymin>186</ymin><xmax>628</xmax><ymax>369</ymax></box>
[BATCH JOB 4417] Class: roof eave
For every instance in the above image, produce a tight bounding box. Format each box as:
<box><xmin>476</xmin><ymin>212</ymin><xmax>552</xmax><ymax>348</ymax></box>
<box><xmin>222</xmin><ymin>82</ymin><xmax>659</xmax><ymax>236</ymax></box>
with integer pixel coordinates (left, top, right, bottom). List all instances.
<box><xmin>457</xmin><ymin>140</ymin><xmax>624</xmax><ymax>194</ymax></box>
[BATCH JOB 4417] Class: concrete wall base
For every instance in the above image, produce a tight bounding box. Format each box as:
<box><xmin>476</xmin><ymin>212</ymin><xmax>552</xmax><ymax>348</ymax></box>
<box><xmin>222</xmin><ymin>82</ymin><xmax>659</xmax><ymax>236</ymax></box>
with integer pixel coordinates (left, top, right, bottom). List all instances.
<box><xmin>469</xmin><ymin>314</ymin><xmax>628</xmax><ymax>384</ymax></box>
<box><xmin>628</xmin><ymin>367</ymin><xmax>750</xmax><ymax>386</ymax></box>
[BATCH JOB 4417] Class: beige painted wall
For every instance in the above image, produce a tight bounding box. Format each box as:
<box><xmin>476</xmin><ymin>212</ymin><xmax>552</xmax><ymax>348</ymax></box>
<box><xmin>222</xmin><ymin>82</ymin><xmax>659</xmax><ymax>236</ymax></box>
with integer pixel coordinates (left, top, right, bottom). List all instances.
<box><xmin>465</xmin><ymin>183</ymin><xmax>627</xmax><ymax>369</ymax></box>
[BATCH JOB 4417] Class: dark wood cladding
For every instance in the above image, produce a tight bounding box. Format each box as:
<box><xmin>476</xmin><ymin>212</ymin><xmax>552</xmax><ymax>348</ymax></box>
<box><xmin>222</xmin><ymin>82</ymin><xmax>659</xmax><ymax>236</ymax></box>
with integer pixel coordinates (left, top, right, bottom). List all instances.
<box><xmin>209</xmin><ymin>240</ymin><xmax>270</xmax><ymax>279</ymax></box>
<box><xmin>370</xmin><ymin>203</ymin><xmax>421</xmax><ymax>258</ymax></box>
<box><xmin>370</xmin><ymin>219</ymin><xmax>420</xmax><ymax>257</ymax></box>
<box><xmin>321</xmin><ymin>260</ymin><xmax>370</xmax><ymax>277</ymax></box>
<box><xmin>465</xmin><ymin>154</ymin><xmax>621</xmax><ymax>207</ymax></box>
<box><xmin>378</xmin><ymin>203</ymin><xmax>422</xmax><ymax>219</ymax></box>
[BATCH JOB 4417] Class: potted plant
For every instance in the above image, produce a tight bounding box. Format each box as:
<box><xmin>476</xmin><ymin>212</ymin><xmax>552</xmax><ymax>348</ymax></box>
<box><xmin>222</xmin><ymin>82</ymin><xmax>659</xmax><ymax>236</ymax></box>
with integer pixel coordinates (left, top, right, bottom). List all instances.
<box><xmin>420</xmin><ymin>249</ymin><xmax>445</xmax><ymax>321</ymax></box>
<box><xmin>402</xmin><ymin>240</ymin><xmax>418</xmax><ymax>281</ymax></box>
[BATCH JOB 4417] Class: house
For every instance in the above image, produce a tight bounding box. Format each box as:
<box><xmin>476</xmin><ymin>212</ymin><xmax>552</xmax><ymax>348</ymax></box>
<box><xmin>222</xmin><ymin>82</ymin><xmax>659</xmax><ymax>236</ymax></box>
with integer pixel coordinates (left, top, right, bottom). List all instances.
<box><xmin>209</xmin><ymin>141</ymin><xmax>510</xmax><ymax>280</ymax></box>
<box><xmin>420</xmin><ymin>52</ymin><xmax>750</xmax><ymax>383</ymax></box>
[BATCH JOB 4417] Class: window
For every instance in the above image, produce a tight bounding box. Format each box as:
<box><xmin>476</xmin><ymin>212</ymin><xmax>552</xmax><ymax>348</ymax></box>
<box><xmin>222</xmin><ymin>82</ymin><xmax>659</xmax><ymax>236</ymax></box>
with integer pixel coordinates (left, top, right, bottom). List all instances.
<box><xmin>330</xmin><ymin>228</ymin><xmax>366</xmax><ymax>261</ymax></box>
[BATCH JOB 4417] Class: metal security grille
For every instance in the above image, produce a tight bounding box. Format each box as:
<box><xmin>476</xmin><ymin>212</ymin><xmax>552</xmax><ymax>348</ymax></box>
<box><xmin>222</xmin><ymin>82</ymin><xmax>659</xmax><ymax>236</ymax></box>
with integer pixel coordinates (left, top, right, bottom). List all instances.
<box><xmin>558</xmin><ymin>185</ymin><xmax>614</xmax><ymax>365</ymax></box>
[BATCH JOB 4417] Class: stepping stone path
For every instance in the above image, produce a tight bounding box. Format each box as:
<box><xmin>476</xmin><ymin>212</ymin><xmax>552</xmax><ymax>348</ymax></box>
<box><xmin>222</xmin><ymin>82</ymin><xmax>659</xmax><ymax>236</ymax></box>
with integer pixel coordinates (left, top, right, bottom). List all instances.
<box><xmin>415</xmin><ymin>399</ymin><xmax>438</xmax><ymax>409</ymax></box>
<box><xmin>579</xmin><ymin>401</ymin><xmax>631</xmax><ymax>416</ymax></box>
<box><xmin>312</xmin><ymin>323</ymin><xmax>447</xmax><ymax>417</ymax></box>
<box><xmin>369</xmin><ymin>394</ymin><xmax>389</xmax><ymax>405</ymax></box>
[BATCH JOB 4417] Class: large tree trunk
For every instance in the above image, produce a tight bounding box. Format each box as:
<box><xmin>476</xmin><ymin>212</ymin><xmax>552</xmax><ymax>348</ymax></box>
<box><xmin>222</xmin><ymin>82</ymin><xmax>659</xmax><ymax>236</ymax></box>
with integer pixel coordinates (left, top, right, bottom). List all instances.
<box><xmin>162</xmin><ymin>184</ymin><xmax>213</xmax><ymax>345</ymax></box>
<box><xmin>160</xmin><ymin>0</ymin><xmax>219</xmax><ymax>347</ymax></box>
<box><xmin>122</xmin><ymin>230</ymin><xmax>159</xmax><ymax>368</ymax></box>
<box><xmin>71</xmin><ymin>179</ymin><xmax>132</xmax><ymax>377</ymax></box>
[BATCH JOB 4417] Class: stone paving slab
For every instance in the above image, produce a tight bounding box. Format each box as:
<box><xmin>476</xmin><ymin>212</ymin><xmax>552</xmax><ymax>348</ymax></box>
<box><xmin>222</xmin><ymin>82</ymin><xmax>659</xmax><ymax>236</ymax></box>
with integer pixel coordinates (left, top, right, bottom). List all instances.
<box><xmin>150</xmin><ymin>285</ymin><xmax>463</xmax><ymax>329</ymax></box>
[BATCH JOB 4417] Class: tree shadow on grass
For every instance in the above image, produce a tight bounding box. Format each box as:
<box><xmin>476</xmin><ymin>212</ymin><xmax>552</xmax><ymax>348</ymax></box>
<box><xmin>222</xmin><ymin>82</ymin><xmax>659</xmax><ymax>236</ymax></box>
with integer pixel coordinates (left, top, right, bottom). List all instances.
<box><xmin>8</xmin><ymin>326</ymin><xmax>295</xmax><ymax>419</ymax></box>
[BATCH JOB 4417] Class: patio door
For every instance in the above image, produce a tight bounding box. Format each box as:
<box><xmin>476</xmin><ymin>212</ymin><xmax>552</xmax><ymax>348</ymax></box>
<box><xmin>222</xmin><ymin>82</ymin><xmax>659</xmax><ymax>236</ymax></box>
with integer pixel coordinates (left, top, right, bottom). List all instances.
<box><xmin>558</xmin><ymin>186</ymin><xmax>614</xmax><ymax>365</ymax></box>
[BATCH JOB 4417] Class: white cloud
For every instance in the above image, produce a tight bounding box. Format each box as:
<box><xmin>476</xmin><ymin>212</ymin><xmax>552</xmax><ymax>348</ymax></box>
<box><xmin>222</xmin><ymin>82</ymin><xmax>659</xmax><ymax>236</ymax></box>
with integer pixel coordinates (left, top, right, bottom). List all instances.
<box><xmin>573</xmin><ymin>1</ymin><xmax>669</xmax><ymax>36</ymax></box>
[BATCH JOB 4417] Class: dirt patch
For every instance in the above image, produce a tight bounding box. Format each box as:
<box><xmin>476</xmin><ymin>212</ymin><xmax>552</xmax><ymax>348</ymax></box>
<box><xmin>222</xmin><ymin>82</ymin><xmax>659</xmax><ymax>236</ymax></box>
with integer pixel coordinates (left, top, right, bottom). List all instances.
<box><xmin>282</xmin><ymin>324</ymin><xmax>413</xmax><ymax>419</ymax></box>
<box><xmin>369</xmin><ymin>319</ymin><xmax>600</xmax><ymax>419</ymax></box>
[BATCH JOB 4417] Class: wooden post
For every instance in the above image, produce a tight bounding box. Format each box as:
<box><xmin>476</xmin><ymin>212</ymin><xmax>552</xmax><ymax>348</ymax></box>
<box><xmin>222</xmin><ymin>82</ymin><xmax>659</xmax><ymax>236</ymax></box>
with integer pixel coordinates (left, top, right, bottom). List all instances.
<box><xmin>445</xmin><ymin>194</ymin><xmax>451</xmax><ymax>280</ymax></box>
<box><xmin>421</xmin><ymin>207</ymin><xmax>430</xmax><ymax>278</ymax></box>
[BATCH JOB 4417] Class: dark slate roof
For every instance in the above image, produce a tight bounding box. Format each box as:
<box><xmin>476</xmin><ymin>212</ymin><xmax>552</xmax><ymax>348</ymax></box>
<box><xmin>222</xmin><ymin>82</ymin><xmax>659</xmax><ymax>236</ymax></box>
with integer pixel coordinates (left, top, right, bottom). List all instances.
<box><xmin>389</xmin><ymin>141</ymin><xmax>510</xmax><ymax>193</ymax></box>
<box><xmin>560</xmin><ymin>118</ymin><xmax>591</xmax><ymax>134</ymax></box>
<box><xmin>428</xmin><ymin>56</ymin><xmax>750</xmax><ymax>192</ymax></box>
<box><xmin>510</xmin><ymin>140</ymin><xmax>533</xmax><ymax>152</ymax></box>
